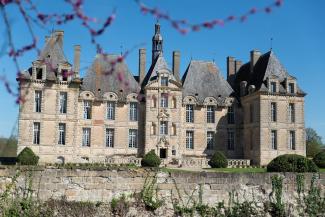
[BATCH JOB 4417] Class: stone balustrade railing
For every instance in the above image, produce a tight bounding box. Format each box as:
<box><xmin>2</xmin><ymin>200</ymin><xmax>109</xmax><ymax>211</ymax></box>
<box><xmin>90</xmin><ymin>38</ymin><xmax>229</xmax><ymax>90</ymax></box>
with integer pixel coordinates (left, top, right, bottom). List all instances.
<box><xmin>104</xmin><ymin>157</ymin><xmax>142</xmax><ymax>166</ymax></box>
<box><xmin>227</xmin><ymin>159</ymin><xmax>251</xmax><ymax>168</ymax></box>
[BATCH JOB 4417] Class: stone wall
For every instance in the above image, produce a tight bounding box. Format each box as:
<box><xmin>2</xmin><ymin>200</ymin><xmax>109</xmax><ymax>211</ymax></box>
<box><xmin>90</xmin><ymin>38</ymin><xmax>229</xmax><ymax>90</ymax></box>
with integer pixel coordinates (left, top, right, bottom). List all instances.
<box><xmin>0</xmin><ymin>167</ymin><xmax>323</xmax><ymax>208</ymax></box>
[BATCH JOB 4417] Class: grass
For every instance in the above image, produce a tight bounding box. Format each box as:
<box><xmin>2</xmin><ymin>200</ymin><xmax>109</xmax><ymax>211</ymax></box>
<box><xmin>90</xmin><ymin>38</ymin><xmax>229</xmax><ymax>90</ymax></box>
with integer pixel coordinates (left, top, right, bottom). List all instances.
<box><xmin>320</xmin><ymin>168</ymin><xmax>325</xmax><ymax>173</ymax></box>
<box><xmin>161</xmin><ymin>167</ymin><xmax>266</xmax><ymax>173</ymax></box>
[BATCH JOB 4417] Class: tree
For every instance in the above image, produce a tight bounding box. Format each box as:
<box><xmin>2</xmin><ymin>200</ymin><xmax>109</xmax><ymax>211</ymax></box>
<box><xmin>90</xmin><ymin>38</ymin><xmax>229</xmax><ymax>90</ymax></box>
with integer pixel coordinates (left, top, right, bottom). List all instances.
<box><xmin>306</xmin><ymin>128</ymin><xmax>323</xmax><ymax>158</ymax></box>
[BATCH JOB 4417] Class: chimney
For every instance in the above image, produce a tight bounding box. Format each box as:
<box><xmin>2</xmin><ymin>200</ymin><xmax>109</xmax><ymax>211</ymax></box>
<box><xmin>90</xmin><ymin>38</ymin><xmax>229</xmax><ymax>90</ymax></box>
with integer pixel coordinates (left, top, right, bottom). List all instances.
<box><xmin>250</xmin><ymin>49</ymin><xmax>261</xmax><ymax>73</ymax></box>
<box><xmin>139</xmin><ymin>48</ymin><xmax>146</xmax><ymax>85</ymax></box>
<box><xmin>73</xmin><ymin>45</ymin><xmax>81</xmax><ymax>78</ymax></box>
<box><xmin>227</xmin><ymin>56</ymin><xmax>235</xmax><ymax>81</ymax></box>
<box><xmin>235</xmin><ymin>60</ymin><xmax>242</xmax><ymax>73</ymax></box>
<box><xmin>172</xmin><ymin>51</ymin><xmax>180</xmax><ymax>81</ymax></box>
<box><xmin>54</xmin><ymin>30</ymin><xmax>64</xmax><ymax>48</ymax></box>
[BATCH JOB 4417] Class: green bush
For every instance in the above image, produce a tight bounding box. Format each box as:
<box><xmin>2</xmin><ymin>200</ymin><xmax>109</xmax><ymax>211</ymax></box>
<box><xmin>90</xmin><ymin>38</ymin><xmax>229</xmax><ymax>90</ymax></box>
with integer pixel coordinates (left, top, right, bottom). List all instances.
<box><xmin>208</xmin><ymin>151</ymin><xmax>228</xmax><ymax>168</ymax></box>
<box><xmin>313</xmin><ymin>151</ymin><xmax>325</xmax><ymax>168</ymax></box>
<box><xmin>17</xmin><ymin>147</ymin><xmax>39</xmax><ymax>165</ymax></box>
<box><xmin>267</xmin><ymin>154</ymin><xmax>318</xmax><ymax>172</ymax></box>
<box><xmin>141</xmin><ymin>150</ymin><xmax>161</xmax><ymax>167</ymax></box>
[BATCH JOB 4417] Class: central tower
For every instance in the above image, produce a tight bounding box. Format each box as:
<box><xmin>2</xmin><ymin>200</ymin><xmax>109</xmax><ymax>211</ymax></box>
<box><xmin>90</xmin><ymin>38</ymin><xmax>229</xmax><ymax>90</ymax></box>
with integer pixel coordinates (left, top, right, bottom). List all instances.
<box><xmin>152</xmin><ymin>22</ymin><xmax>163</xmax><ymax>62</ymax></box>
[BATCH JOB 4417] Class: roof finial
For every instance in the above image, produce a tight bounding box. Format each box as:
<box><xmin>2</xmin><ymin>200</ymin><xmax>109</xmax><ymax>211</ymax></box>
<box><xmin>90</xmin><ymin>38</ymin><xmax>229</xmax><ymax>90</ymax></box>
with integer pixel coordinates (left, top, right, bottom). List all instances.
<box><xmin>270</xmin><ymin>37</ymin><xmax>273</xmax><ymax>51</ymax></box>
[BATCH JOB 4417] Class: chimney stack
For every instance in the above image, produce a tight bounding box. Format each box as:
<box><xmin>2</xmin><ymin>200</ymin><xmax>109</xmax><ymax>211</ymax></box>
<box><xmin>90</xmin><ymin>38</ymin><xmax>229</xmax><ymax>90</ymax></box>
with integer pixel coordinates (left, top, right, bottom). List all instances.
<box><xmin>227</xmin><ymin>56</ymin><xmax>235</xmax><ymax>80</ymax></box>
<box><xmin>54</xmin><ymin>30</ymin><xmax>64</xmax><ymax>48</ymax></box>
<box><xmin>250</xmin><ymin>49</ymin><xmax>261</xmax><ymax>73</ymax></box>
<box><xmin>139</xmin><ymin>48</ymin><xmax>146</xmax><ymax>85</ymax></box>
<box><xmin>73</xmin><ymin>45</ymin><xmax>81</xmax><ymax>78</ymax></box>
<box><xmin>172</xmin><ymin>51</ymin><xmax>180</xmax><ymax>81</ymax></box>
<box><xmin>235</xmin><ymin>60</ymin><xmax>242</xmax><ymax>73</ymax></box>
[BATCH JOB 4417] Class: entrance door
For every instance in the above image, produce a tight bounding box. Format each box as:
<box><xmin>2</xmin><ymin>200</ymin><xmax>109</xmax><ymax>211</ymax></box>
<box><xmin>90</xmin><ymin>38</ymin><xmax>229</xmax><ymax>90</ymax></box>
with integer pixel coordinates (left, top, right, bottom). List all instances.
<box><xmin>160</xmin><ymin>148</ymin><xmax>167</xmax><ymax>158</ymax></box>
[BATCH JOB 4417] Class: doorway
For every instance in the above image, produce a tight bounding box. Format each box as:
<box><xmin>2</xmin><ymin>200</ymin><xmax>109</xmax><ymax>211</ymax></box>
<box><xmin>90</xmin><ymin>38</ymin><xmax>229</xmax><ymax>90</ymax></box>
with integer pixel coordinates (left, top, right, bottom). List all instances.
<box><xmin>160</xmin><ymin>148</ymin><xmax>167</xmax><ymax>159</ymax></box>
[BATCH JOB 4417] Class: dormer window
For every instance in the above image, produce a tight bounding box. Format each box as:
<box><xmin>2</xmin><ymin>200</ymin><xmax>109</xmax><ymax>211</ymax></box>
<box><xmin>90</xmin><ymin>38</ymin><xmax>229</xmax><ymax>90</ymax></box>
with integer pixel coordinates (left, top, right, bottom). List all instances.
<box><xmin>36</xmin><ymin>68</ymin><xmax>43</xmax><ymax>80</ymax></box>
<box><xmin>62</xmin><ymin>69</ymin><xmax>68</xmax><ymax>81</ymax></box>
<box><xmin>270</xmin><ymin>82</ymin><xmax>277</xmax><ymax>93</ymax></box>
<box><xmin>288</xmin><ymin>83</ymin><xmax>295</xmax><ymax>94</ymax></box>
<box><xmin>161</xmin><ymin>77</ymin><xmax>168</xmax><ymax>86</ymax></box>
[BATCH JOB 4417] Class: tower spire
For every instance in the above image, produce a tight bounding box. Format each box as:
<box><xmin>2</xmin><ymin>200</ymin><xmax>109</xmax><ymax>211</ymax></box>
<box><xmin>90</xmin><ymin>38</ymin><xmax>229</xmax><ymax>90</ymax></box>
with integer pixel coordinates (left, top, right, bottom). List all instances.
<box><xmin>152</xmin><ymin>22</ymin><xmax>163</xmax><ymax>62</ymax></box>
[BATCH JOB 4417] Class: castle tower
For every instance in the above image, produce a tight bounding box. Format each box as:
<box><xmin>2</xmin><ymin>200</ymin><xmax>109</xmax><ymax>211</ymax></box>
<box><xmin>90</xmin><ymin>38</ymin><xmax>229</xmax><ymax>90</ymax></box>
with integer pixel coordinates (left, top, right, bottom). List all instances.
<box><xmin>152</xmin><ymin>22</ymin><xmax>163</xmax><ymax>62</ymax></box>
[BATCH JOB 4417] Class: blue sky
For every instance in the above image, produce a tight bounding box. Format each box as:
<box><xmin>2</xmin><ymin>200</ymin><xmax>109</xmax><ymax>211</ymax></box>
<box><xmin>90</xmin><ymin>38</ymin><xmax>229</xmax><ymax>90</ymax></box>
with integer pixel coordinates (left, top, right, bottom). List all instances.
<box><xmin>0</xmin><ymin>0</ymin><xmax>324</xmax><ymax>141</ymax></box>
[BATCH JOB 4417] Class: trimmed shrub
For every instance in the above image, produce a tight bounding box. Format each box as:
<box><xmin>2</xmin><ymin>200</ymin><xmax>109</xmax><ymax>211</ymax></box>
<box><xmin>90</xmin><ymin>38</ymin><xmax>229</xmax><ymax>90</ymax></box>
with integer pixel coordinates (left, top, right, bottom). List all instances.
<box><xmin>267</xmin><ymin>154</ymin><xmax>318</xmax><ymax>172</ymax></box>
<box><xmin>17</xmin><ymin>147</ymin><xmax>39</xmax><ymax>165</ymax></box>
<box><xmin>141</xmin><ymin>150</ymin><xmax>161</xmax><ymax>167</ymax></box>
<box><xmin>313</xmin><ymin>151</ymin><xmax>325</xmax><ymax>168</ymax></box>
<box><xmin>208</xmin><ymin>151</ymin><xmax>228</xmax><ymax>168</ymax></box>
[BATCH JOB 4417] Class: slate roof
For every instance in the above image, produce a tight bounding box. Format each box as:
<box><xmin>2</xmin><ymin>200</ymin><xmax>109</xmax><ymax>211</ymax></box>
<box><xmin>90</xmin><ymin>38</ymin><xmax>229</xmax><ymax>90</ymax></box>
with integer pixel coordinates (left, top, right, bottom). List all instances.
<box><xmin>142</xmin><ymin>54</ymin><xmax>178</xmax><ymax>87</ymax></box>
<box><xmin>82</xmin><ymin>54</ymin><xmax>140</xmax><ymax>99</ymax></box>
<box><xmin>182</xmin><ymin>60</ymin><xmax>234</xmax><ymax>104</ymax></box>
<box><xmin>234</xmin><ymin>51</ymin><xmax>305</xmax><ymax>96</ymax></box>
<box><xmin>20</xmin><ymin>32</ymin><xmax>70</xmax><ymax>80</ymax></box>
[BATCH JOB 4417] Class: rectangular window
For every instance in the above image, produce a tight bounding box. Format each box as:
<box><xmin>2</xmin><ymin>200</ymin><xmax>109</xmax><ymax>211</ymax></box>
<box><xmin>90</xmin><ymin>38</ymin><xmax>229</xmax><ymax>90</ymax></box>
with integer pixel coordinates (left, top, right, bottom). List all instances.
<box><xmin>34</xmin><ymin>90</ymin><xmax>42</xmax><ymax>113</ymax></box>
<box><xmin>289</xmin><ymin>131</ymin><xmax>296</xmax><ymax>150</ymax></box>
<box><xmin>161</xmin><ymin>77</ymin><xmax>168</xmax><ymax>86</ymax></box>
<box><xmin>289</xmin><ymin>103</ymin><xmax>295</xmax><ymax>123</ymax></box>
<box><xmin>289</xmin><ymin>83</ymin><xmax>295</xmax><ymax>94</ymax></box>
<box><xmin>129</xmin><ymin>102</ymin><xmax>138</xmax><ymax>121</ymax></box>
<box><xmin>207</xmin><ymin>131</ymin><xmax>214</xmax><ymax>150</ymax></box>
<box><xmin>271</xmin><ymin>102</ymin><xmax>277</xmax><ymax>122</ymax></box>
<box><xmin>270</xmin><ymin>82</ymin><xmax>277</xmax><ymax>93</ymax></box>
<box><xmin>36</xmin><ymin>68</ymin><xmax>43</xmax><ymax>80</ymax></box>
<box><xmin>250</xmin><ymin>104</ymin><xmax>254</xmax><ymax>123</ymax></box>
<box><xmin>106</xmin><ymin>101</ymin><xmax>115</xmax><ymax>120</ymax></box>
<box><xmin>207</xmin><ymin>106</ymin><xmax>215</xmax><ymax>123</ymax></box>
<box><xmin>106</xmin><ymin>128</ymin><xmax>114</xmax><ymax>148</ymax></box>
<box><xmin>227</xmin><ymin>129</ymin><xmax>235</xmax><ymax>150</ymax></box>
<box><xmin>58</xmin><ymin>123</ymin><xmax>66</xmax><ymax>145</ymax></box>
<box><xmin>186</xmin><ymin>131</ymin><xmax>194</xmax><ymax>149</ymax></box>
<box><xmin>186</xmin><ymin>105</ymin><xmax>194</xmax><ymax>123</ymax></box>
<box><xmin>160</xmin><ymin>121</ymin><xmax>168</xmax><ymax>135</ymax></box>
<box><xmin>161</xmin><ymin>93</ymin><xmax>168</xmax><ymax>108</ymax></box>
<box><xmin>227</xmin><ymin>105</ymin><xmax>235</xmax><ymax>124</ymax></box>
<box><xmin>129</xmin><ymin>129</ymin><xmax>138</xmax><ymax>148</ymax></box>
<box><xmin>83</xmin><ymin>101</ymin><xmax>92</xmax><ymax>119</ymax></box>
<box><xmin>33</xmin><ymin>122</ymin><xmax>40</xmax><ymax>144</ymax></box>
<box><xmin>82</xmin><ymin>128</ymin><xmax>91</xmax><ymax>147</ymax></box>
<box><xmin>59</xmin><ymin>92</ymin><xmax>67</xmax><ymax>114</ymax></box>
<box><xmin>271</xmin><ymin>130</ymin><xmax>277</xmax><ymax>150</ymax></box>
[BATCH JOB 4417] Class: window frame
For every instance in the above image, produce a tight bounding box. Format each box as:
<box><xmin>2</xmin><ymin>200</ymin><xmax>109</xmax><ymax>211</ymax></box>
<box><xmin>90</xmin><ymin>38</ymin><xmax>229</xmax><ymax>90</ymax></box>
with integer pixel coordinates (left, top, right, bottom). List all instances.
<box><xmin>160</xmin><ymin>121</ymin><xmax>168</xmax><ymax>135</ymax></box>
<box><xmin>289</xmin><ymin>103</ymin><xmax>295</xmax><ymax>123</ymax></box>
<box><xmin>128</xmin><ymin>129</ymin><xmax>138</xmax><ymax>148</ymax></box>
<box><xmin>271</xmin><ymin>102</ymin><xmax>277</xmax><ymax>122</ymax></box>
<box><xmin>207</xmin><ymin>131</ymin><xmax>214</xmax><ymax>150</ymax></box>
<box><xmin>270</xmin><ymin>81</ymin><xmax>277</xmax><ymax>93</ymax></box>
<box><xmin>83</xmin><ymin>100</ymin><xmax>92</xmax><ymax>120</ymax></box>
<box><xmin>58</xmin><ymin>123</ymin><xmax>66</xmax><ymax>145</ymax></box>
<box><xmin>106</xmin><ymin>128</ymin><xmax>114</xmax><ymax>148</ymax></box>
<box><xmin>207</xmin><ymin>106</ymin><xmax>215</xmax><ymax>123</ymax></box>
<box><xmin>161</xmin><ymin>76</ymin><xmax>168</xmax><ymax>86</ymax></box>
<box><xmin>106</xmin><ymin>101</ymin><xmax>116</xmax><ymax>120</ymax></box>
<box><xmin>227</xmin><ymin>129</ymin><xmax>235</xmax><ymax>150</ymax></box>
<box><xmin>129</xmin><ymin>102</ymin><xmax>138</xmax><ymax>121</ymax></box>
<box><xmin>82</xmin><ymin>128</ymin><xmax>91</xmax><ymax>147</ymax></box>
<box><xmin>59</xmin><ymin>92</ymin><xmax>67</xmax><ymax>114</ymax></box>
<box><xmin>186</xmin><ymin>130</ymin><xmax>194</xmax><ymax>149</ymax></box>
<box><xmin>289</xmin><ymin>130</ymin><xmax>296</xmax><ymax>150</ymax></box>
<box><xmin>34</xmin><ymin>90</ymin><xmax>42</xmax><ymax>113</ymax></box>
<box><xmin>227</xmin><ymin>105</ymin><xmax>235</xmax><ymax>124</ymax></box>
<box><xmin>186</xmin><ymin>104</ymin><xmax>194</xmax><ymax>123</ymax></box>
<box><xmin>271</xmin><ymin>130</ymin><xmax>277</xmax><ymax>150</ymax></box>
<box><xmin>160</xmin><ymin>93</ymin><xmax>168</xmax><ymax>108</ymax></box>
<box><xmin>33</xmin><ymin>122</ymin><xmax>40</xmax><ymax>144</ymax></box>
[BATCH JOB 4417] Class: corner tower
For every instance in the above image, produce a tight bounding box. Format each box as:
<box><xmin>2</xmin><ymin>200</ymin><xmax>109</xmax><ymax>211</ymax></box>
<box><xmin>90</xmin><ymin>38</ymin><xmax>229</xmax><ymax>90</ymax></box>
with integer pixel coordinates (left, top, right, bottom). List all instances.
<box><xmin>152</xmin><ymin>22</ymin><xmax>163</xmax><ymax>62</ymax></box>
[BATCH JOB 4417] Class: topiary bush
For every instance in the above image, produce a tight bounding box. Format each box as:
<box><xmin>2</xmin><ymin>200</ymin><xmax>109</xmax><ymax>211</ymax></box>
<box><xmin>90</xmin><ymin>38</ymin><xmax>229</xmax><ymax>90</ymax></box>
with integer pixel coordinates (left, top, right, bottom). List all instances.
<box><xmin>17</xmin><ymin>147</ymin><xmax>39</xmax><ymax>165</ymax></box>
<box><xmin>141</xmin><ymin>150</ymin><xmax>161</xmax><ymax>167</ymax></box>
<box><xmin>313</xmin><ymin>151</ymin><xmax>325</xmax><ymax>168</ymax></box>
<box><xmin>267</xmin><ymin>154</ymin><xmax>318</xmax><ymax>172</ymax></box>
<box><xmin>208</xmin><ymin>151</ymin><xmax>228</xmax><ymax>168</ymax></box>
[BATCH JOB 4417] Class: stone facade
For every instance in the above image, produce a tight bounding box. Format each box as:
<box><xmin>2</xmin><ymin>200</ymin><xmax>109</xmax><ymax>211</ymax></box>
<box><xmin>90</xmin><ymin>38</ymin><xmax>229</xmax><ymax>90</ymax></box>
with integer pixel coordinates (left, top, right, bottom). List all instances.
<box><xmin>17</xmin><ymin>24</ymin><xmax>306</xmax><ymax>166</ymax></box>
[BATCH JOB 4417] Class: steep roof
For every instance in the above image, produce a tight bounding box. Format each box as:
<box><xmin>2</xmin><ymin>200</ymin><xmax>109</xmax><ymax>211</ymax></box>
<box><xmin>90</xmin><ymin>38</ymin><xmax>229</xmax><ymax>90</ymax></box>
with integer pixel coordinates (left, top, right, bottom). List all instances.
<box><xmin>142</xmin><ymin>54</ymin><xmax>178</xmax><ymax>87</ymax></box>
<box><xmin>182</xmin><ymin>60</ymin><xmax>233</xmax><ymax>104</ymax></box>
<box><xmin>82</xmin><ymin>54</ymin><xmax>140</xmax><ymax>99</ymax></box>
<box><xmin>234</xmin><ymin>51</ymin><xmax>305</xmax><ymax>95</ymax></box>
